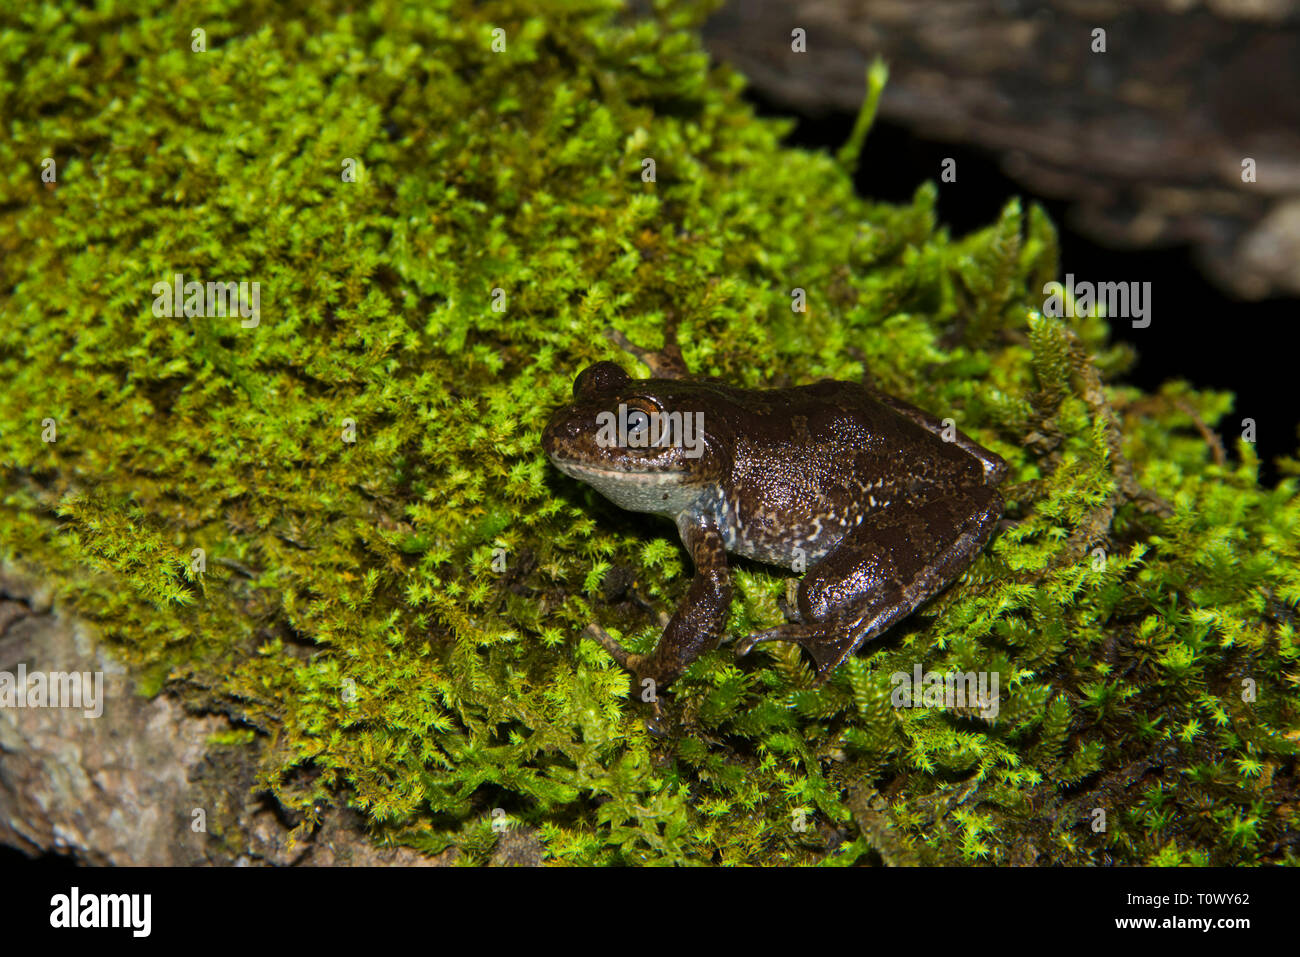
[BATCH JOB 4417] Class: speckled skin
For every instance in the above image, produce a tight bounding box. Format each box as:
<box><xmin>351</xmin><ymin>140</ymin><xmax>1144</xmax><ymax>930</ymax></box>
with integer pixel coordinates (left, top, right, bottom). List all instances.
<box><xmin>542</xmin><ymin>329</ymin><xmax>1007</xmax><ymax>693</ymax></box>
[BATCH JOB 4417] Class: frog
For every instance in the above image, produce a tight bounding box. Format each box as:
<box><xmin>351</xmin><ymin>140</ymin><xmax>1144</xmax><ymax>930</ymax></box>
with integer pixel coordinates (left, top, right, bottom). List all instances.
<box><xmin>541</xmin><ymin>323</ymin><xmax>1007</xmax><ymax>700</ymax></box>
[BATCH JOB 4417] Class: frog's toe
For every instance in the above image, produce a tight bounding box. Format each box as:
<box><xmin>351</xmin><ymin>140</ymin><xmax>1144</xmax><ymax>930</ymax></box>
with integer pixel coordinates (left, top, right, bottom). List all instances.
<box><xmin>801</xmin><ymin>633</ymin><xmax>862</xmax><ymax>678</ymax></box>
<box><xmin>643</xmin><ymin>701</ymin><xmax>671</xmax><ymax>739</ymax></box>
<box><xmin>737</xmin><ymin>623</ymin><xmax>860</xmax><ymax>678</ymax></box>
<box><xmin>584</xmin><ymin>623</ymin><xmax>650</xmax><ymax>674</ymax></box>
<box><xmin>603</xmin><ymin>324</ymin><xmax>689</xmax><ymax>379</ymax></box>
<box><xmin>735</xmin><ymin>623</ymin><xmax>816</xmax><ymax>658</ymax></box>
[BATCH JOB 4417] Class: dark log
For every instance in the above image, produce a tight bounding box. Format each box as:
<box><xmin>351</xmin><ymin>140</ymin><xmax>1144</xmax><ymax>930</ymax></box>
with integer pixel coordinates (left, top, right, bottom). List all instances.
<box><xmin>703</xmin><ymin>0</ymin><xmax>1300</xmax><ymax>298</ymax></box>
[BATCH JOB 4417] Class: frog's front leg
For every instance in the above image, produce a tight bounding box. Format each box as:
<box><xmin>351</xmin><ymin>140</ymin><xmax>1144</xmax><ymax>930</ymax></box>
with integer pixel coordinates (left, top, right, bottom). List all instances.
<box><xmin>589</xmin><ymin>517</ymin><xmax>732</xmax><ymax>693</ymax></box>
<box><xmin>735</xmin><ymin>486</ymin><xmax>1003</xmax><ymax>678</ymax></box>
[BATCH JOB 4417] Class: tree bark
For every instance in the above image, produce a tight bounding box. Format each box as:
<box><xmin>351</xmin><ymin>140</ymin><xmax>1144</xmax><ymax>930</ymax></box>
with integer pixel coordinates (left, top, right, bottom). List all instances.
<box><xmin>0</xmin><ymin>565</ymin><xmax>460</xmax><ymax>866</ymax></box>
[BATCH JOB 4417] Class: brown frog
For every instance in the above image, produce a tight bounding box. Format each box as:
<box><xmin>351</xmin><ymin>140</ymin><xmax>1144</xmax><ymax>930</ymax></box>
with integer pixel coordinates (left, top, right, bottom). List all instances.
<box><xmin>542</xmin><ymin>326</ymin><xmax>1007</xmax><ymax>697</ymax></box>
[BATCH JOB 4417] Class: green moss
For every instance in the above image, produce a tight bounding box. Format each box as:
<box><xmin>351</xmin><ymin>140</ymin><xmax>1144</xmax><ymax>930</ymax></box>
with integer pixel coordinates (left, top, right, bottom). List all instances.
<box><xmin>207</xmin><ymin>728</ymin><xmax>257</xmax><ymax>748</ymax></box>
<box><xmin>2</xmin><ymin>0</ymin><xmax>1297</xmax><ymax>865</ymax></box>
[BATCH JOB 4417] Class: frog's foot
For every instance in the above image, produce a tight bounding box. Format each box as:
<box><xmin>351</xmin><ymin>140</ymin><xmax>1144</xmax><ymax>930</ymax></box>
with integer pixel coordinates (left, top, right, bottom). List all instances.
<box><xmin>735</xmin><ymin>622</ymin><xmax>862</xmax><ymax>681</ymax></box>
<box><xmin>604</xmin><ymin>317</ymin><xmax>689</xmax><ymax>380</ymax></box>
<box><xmin>584</xmin><ymin>623</ymin><xmax>670</xmax><ymax>730</ymax></box>
<box><xmin>584</xmin><ymin>623</ymin><xmax>651</xmax><ymax>675</ymax></box>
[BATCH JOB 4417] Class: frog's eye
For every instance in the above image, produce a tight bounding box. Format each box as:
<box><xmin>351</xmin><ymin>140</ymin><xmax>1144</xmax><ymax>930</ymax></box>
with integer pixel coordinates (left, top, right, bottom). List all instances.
<box><xmin>574</xmin><ymin>361</ymin><xmax>630</xmax><ymax>399</ymax></box>
<box><xmin>623</xmin><ymin>396</ymin><xmax>662</xmax><ymax>446</ymax></box>
<box><xmin>626</xmin><ymin>408</ymin><xmax>651</xmax><ymax>440</ymax></box>
<box><xmin>624</xmin><ymin>396</ymin><xmax>662</xmax><ymax>416</ymax></box>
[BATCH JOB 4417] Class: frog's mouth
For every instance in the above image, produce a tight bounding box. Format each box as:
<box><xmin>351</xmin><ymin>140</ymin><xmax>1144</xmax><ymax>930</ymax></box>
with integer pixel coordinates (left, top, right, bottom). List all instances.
<box><xmin>548</xmin><ymin>457</ymin><xmax>689</xmax><ymax>484</ymax></box>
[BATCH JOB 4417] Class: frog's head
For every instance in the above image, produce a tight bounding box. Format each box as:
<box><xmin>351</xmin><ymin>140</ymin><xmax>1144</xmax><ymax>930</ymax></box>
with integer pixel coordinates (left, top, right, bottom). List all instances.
<box><xmin>543</xmin><ymin>361</ymin><xmax>729</xmax><ymax>517</ymax></box>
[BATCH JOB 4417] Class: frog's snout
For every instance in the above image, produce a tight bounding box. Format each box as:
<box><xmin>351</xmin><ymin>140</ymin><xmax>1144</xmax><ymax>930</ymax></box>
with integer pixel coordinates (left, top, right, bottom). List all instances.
<box><xmin>541</xmin><ymin>405</ymin><xmax>579</xmax><ymax>460</ymax></box>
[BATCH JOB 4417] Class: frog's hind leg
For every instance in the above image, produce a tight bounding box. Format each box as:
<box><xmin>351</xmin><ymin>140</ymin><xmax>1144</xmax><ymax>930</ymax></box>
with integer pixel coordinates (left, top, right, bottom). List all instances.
<box><xmin>604</xmin><ymin>314</ymin><xmax>690</xmax><ymax>379</ymax></box>
<box><xmin>736</xmin><ymin>487</ymin><xmax>1003</xmax><ymax>679</ymax></box>
<box><xmin>867</xmin><ymin>389</ymin><xmax>1007</xmax><ymax>485</ymax></box>
<box><xmin>737</xmin><ymin>610</ymin><xmax>888</xmax><ymax>680</ymax></box>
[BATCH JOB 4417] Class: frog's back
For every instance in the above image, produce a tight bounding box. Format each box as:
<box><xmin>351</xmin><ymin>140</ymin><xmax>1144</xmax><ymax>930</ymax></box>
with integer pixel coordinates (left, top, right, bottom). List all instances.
<box><xmin>710</xmin><ymin>380</ymin><xmax>988</xmax><ymax>567</ymax></box>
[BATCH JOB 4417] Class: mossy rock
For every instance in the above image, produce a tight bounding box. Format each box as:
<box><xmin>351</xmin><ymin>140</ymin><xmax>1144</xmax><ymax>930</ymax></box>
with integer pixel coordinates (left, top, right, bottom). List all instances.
<box><xmin>1</xmin><ymin>0</ymin><xmax>1297</xmax><ymax>865</ymax></box>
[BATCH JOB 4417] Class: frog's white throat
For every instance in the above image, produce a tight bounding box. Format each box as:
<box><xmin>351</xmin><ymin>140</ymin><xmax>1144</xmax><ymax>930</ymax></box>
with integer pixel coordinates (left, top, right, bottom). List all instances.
<box><xmin>550</xmin><ymin>457</ymin><xmax>703</xmax><ymax>516</ymax></box>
